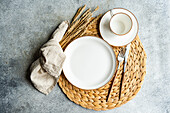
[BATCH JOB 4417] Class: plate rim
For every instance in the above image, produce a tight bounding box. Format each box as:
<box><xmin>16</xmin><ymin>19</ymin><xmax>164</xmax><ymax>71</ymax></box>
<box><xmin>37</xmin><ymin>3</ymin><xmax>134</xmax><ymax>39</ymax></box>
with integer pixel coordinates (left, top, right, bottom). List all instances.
<box><xmin>99</xmin><ymin>8</ymin><xmax>139</xmax><ymax>47</ymax></box>
<box><xmin>63</xmin><ymin>36</ymin><xmax>117</xmax><ymax>90</ymax></box>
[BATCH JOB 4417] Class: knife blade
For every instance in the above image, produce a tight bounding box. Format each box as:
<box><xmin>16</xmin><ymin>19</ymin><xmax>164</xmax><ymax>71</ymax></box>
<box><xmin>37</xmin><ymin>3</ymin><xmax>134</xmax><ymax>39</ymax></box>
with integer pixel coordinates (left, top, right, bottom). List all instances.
<box><xmin>123</xmin><ymin>44</ymin><xmax>131</xmax><ymax>72</ymax></box>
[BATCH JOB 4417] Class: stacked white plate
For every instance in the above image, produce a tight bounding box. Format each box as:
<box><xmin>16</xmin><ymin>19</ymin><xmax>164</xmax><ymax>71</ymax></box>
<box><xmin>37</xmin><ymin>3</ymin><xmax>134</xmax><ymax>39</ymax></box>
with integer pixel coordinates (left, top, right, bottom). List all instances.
<box><xmin>63</xmin><ymin>36</ymin><xmax>116</xmax><ymax>89</ymax></box>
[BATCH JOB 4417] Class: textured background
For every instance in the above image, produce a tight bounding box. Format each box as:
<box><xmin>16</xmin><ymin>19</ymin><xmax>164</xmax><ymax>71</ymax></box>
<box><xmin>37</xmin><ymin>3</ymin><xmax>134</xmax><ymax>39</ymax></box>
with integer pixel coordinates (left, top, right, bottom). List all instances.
<box><xmin>0</xmin><ymin>0</ymin><xmax>170</xmax><ymax>113</ymax></box>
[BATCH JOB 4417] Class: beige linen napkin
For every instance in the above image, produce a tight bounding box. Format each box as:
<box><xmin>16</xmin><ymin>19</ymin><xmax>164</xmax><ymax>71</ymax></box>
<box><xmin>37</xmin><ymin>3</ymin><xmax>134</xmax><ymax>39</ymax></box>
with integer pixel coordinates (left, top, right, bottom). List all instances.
<box><xmin>30</xmin><ymin>21</ymin><xmax>69</xmax><ymax>95</ymax></box>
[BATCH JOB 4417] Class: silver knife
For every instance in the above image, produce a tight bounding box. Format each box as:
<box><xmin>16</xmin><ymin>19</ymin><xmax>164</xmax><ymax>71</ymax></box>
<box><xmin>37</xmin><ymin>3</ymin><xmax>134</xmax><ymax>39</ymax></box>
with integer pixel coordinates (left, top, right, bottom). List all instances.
<box><xmin>123</xmin><ymin>44</ymin><xmax>131</xmax><ymax>72</ymax></box>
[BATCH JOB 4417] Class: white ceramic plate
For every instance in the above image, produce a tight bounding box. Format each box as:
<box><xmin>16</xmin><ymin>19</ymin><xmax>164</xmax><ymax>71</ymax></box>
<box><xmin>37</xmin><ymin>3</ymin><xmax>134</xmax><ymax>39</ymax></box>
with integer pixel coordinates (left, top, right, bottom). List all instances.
<box><xmin>99</xmin><ymin>8</ymin><xmax>139</xmax><ymax>47</ymax></box>
<box><xmin>63</xmin><ymin>36</ymin><xmax>116</xmax><ymax>89</ymax></box>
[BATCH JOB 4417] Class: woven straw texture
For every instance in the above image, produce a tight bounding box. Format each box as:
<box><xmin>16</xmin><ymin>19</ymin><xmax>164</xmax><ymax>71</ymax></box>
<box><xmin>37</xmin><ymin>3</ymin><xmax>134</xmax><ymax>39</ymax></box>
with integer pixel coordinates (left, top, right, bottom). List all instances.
<box><xmin>58</xmin><ymin>16</ymin><xmax>147</xmax><ymax>111</ymax></box>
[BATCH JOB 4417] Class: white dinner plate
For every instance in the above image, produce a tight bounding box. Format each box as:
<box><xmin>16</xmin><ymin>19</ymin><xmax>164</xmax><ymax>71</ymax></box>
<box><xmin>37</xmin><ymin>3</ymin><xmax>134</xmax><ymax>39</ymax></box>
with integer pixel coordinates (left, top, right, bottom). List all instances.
<box><xmin>63</xmin><ymin>36</ymin><xmax>116</xmax><ymax>89</ymax></box>
<box><xmin>99</xmin><ymin>8</ymin><xmax>139</xmax><ymax>47</ymax></box>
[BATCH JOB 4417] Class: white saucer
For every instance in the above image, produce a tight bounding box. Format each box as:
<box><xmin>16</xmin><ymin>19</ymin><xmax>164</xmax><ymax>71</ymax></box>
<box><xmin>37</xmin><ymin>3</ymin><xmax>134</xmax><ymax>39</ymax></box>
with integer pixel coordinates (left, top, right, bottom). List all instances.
<box><xmin>63</xmin><ymin>36</ymin><xmax>116</xmax><ymax>89</ymax></box>
<box><xmin>99</xmin><ymin>8</ymin><xmax>139</xmax><ymax>47</ymax></box>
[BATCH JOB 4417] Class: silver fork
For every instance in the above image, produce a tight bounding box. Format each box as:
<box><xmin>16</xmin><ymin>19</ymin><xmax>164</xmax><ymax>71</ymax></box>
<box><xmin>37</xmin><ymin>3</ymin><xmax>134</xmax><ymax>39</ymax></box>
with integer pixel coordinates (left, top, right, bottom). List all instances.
<box><xmin>117</xmin><ymin>48</ymin><xmax>126</xmax><ymax>70</ymax></box>
<box><xmin>106</xmin><ymin>47</ymin><xmax>126</xmax><ymax>102</ymax></box>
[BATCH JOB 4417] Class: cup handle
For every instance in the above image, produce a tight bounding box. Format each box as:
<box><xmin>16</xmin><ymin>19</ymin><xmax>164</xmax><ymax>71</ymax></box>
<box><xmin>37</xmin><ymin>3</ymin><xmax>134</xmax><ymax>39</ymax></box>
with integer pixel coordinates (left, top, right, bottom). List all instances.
<box><xmin>110</xmin><ymin>9</ymin><xmax>114</xmax><ymax>16</ymax></box>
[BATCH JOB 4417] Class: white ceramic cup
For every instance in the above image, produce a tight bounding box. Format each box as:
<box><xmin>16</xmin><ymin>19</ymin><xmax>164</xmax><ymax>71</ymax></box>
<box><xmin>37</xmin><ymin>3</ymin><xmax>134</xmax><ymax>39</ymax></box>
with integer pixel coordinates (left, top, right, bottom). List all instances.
<box><xmin>110</xmin><ymin>13</ymin><xmax>133</xmax><ymax>35</ymax></box>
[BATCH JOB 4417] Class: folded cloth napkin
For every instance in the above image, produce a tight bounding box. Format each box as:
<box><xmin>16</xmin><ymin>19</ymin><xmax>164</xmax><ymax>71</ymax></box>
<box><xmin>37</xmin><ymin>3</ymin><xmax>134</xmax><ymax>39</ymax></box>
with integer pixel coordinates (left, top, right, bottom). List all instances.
<box><xmin>30</xmin><ymin>21</ymin><xmax>69</xmax><ymax>95</ymax></box>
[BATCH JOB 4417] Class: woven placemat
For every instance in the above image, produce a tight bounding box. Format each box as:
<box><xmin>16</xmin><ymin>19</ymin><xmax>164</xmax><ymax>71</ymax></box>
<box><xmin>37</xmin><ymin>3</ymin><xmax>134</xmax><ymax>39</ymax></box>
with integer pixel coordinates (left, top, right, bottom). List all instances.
<box><xmin>58</xmin><ymin>11</ymin><xmax>147</xmax><ymax>111</ymax></box>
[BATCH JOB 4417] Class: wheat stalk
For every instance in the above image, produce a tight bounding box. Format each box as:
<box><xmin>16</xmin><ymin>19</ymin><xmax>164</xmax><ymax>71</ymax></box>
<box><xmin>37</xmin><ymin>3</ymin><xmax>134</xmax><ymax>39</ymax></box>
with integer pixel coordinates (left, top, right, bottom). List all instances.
<box><xmin>60</xmin><ymin>6</ymin><xmax>99</xmax><ymax>49</ymax></box>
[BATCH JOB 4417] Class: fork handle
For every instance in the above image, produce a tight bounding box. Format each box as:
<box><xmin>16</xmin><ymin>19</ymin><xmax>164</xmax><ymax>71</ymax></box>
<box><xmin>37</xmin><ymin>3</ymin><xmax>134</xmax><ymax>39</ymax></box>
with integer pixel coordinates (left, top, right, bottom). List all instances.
<box><xmin>106</xmin><ymin>61</ymin><xmax>121</xmax><ymax>102</ymax></box>
<box><xmin>117</xmin><ymin>62</ymin><xmax>121</xmax><ymax>71</ymax></box>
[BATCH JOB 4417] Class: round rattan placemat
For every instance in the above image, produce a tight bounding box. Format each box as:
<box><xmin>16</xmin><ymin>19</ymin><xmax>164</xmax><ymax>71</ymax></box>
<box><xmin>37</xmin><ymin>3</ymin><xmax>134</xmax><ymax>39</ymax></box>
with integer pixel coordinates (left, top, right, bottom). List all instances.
<box><xmin>58</xmin><ymin>16</ymin><xmax>147</xmax><ymax>111</ymax></box>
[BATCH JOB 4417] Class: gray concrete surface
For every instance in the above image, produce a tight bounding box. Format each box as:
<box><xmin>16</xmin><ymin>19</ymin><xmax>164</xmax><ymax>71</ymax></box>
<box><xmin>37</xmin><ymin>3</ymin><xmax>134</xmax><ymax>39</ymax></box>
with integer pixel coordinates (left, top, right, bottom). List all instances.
<box><xmin>0</xmin><ymin>0</ymin><xmax>170</xmax><ymax>113</ymax></box>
